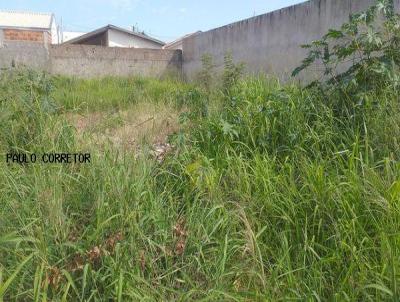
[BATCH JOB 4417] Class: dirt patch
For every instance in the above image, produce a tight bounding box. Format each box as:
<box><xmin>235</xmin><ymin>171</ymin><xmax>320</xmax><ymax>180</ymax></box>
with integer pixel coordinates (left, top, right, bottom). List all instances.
<box><xmin>65</xmin><ymin>103</ymin><xmax>182</xmax><ymax>151</ymax></box>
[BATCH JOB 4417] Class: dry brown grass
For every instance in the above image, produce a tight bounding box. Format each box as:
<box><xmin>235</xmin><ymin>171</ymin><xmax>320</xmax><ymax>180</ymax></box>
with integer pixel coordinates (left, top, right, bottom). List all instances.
<box><xmin>65</xmin><ymin>102</ymin><xmax>182</xmax><ymax>152</ymax></box>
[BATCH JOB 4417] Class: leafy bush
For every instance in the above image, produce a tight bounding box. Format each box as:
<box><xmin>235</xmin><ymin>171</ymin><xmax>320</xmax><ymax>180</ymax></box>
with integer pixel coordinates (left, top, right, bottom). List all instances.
<box><xmin>293</xmin><ymin>0</ymin><xmax>400</xmax><ymax>98</ymax></box>
<box><xmin>197</xmin><ymin>53</ymin><xmax>215</xmax><ymax>92</ymax></box>
<box><xmin>222</xmin><ymin>52</ymin><xmax>245</xmax><ymax>95</ymax></box>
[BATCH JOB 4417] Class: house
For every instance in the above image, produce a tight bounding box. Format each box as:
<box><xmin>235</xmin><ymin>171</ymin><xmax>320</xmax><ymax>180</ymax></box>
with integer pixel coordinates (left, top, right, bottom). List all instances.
<box><xmin>0</xmin><ymin>10</ymin><xmax>58</xmax><ymax>44</ymax></box>
<box><xmin>62</xmin><ymin>31</ymin><xmax>86</xmax><ymax>43</ymax></box>
<box><xmin>65</xmin><ymin>24</ymin><xmax>165</xmax><ymax>49</ymax></box>
<box><xmin>163</xmin><ymin>31</ymin><xmax>201</xmax><ymax>50</ymax></box>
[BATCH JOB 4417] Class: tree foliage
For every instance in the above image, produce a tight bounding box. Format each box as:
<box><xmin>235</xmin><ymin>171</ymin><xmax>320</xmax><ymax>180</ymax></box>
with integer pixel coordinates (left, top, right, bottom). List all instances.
<box><xmin>293</xmin><ymin>0</ymin><xmax>400</xmax><ymax>95</ymax></box>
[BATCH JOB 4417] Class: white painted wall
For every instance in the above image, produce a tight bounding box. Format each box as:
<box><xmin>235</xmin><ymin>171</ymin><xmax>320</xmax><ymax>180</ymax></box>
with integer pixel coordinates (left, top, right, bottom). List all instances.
<box><xmin>107</xmin><ymin>28</ymin><xmax>162</xmax><ymax>49</ymax></box>
<box><xmin>163</xmin><ymin>40</ymin><xmax>183</xmax><ymax>50</ymax></box>
<box><xmin>51</xmin><ymin>17</ymin><xmax>59</xmax><ymax>44</ymax></box>
<box><xmin>62</xmin><ymin>31</ymin><xmax>86</xmax><ymax>43</ymax></box>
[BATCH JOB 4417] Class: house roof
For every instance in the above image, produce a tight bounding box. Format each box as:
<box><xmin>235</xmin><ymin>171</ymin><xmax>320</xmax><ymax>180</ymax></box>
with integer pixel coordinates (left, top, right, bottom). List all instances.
<box><xmin>163</xmin><ymin>31</ymin><xmax>201</xmax><ymax>49</ymax></box>
<box><xmin>0</xmin><ymin>10</ymin><xmax>54</xmax><ymax>30</ymax></box>
<box><xmin>64</xmin><ymin>24</ymin><xmax>165</xmax><ymax>46</ymax></box>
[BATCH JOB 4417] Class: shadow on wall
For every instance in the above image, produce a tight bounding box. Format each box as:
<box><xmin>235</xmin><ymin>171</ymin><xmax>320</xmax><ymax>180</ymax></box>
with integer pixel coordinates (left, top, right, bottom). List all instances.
<box><xmin>162</xmin><ymin>50</ymin><xmax>183</xmax><ymax>80</ymax></box>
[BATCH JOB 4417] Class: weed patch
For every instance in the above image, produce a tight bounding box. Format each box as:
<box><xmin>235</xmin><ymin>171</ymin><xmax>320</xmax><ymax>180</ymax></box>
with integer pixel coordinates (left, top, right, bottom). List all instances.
<box><xmin>1</xmin><ymin>1</ymin><xmax>400</xmax><ymax>300</ymax></box>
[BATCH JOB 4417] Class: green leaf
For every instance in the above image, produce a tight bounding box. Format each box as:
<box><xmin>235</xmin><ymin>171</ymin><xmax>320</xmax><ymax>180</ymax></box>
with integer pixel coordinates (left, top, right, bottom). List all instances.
<box><xmin>62</xmin><ymin>270</ymin><xmax>79</xmax><ymax>298</ymax></box>
<box><xmin>0</xmin><ymin>254</ymin><xmax>34</xmax><ymax>300</ymax></box>
<box><xmin>220</xmin><ymin>119</ymin><xmax>238</xmax><ymax>139</ymax></box>
<box><xmin>364</xmin><ymin>284</ymin><xmax>393</xmax><ymax>296</ymax></box>
<box><xmin>325</xmin><ymin>29</ymin><xmax>344</xmax><ymax>39</ymax></box>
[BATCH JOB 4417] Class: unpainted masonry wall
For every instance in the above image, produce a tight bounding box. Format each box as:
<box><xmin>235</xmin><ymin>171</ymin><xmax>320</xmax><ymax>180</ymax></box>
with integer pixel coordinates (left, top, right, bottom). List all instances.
<box><xmin>0</xmin><ymin>40</ymin><xmax>50</xmax><ymax>70</ymax></box>
<box><xmin>1</xmin><ymin>0</ymin><xmax>399</xmax><ymax>80</ymax></box>
<box><xmin>49</xmin><ymin>45</ymin><xmax>182</xmax><ymax>78</ymax></box>
<box><xmin>183</xmin><ymin>0</ymin><xmax>400</xmax><ymax>82</ymax></box>
<box><xmin>0</xmin><ymin>37</ymin><xmax>182</xmax><ymax>78</ymax></box>
<box><xmin>4</xmin><ymin>29</ymin><xmax>46</xmax><ymax>42</ymax></box>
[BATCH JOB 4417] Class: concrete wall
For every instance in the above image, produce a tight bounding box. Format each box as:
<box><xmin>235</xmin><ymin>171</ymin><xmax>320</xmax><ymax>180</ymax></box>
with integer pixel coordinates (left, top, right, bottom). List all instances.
<box><xmin>49</xmin><ymin>44</ymin><xmax>181</xmax><ymax>78</ymax></box>
<box><xmin>183</xmin><ymin>0</ymin><xmax>400</xmax><ymax>82</ymax></box>
<box><xmin>0</xmin><ymin>40</ymin><xmax>50</xmax><ymax>70</ymax></box>
<box><xmin>0</xmin><ymin>39</ymin><xmax>182</xmax><ymax>78</ymax></box>
<box><xmin>2</xmin><ymin>0</ymin><xmax>399</xmax><ymax>80</ymax></box>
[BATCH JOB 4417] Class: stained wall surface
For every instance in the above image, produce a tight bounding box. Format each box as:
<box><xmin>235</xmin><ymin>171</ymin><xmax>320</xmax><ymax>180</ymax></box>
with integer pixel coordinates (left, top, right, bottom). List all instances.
<box><xmin>183</xmin><ymin>0</ymin><xmax>400</xmax><ymax>82</ymax></box>
<box><xmin>0</xmin><ymin>38</ymin><xmax>182</xmax><ymax>78</ymax></box>
<box><xmin>49</xmin><ymin>45</ymin><xmax>181</xmax><ymax>78</ymax></box>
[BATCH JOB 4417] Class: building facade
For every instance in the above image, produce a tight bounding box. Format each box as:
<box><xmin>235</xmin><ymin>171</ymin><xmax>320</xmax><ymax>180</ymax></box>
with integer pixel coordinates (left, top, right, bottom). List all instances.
<box><xmin>65</xmin><ymin>25</ymin><xmax>164</xmax><ymax>49</ymax></box>
<box><xmin>0</xmin><ymin>10</ymin><xmax>58</xmax><ymax>44</ymax></box>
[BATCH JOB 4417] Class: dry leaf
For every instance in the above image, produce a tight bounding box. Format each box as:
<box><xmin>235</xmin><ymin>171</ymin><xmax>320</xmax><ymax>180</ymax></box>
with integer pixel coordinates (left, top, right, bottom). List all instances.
<box><xmin>47</xmin><ymin>267</ymin><xmax>62</xmax><ymax>289</ymax></box>
<box><xmin>152</xmin><ymin>142</ymin><xmax>172</xmax><ymax>163</ymax></box>
<box><xmin>233</xmin><ymin>278</ymin><xmax>242</xmax><ymax>291</ymax></box>
<box><xmin>105</xmin><ymin>231</ymin><xmax>124</xmax><ymax>252</ymax></box>
<box><xmin>164</xmin><ymin>246</ymin><xmax>173</xmax><ymax>257</ymax></box>
<box><xmin>175</xmin><ymin>238</ymin><xmax>186</xmax><ymax>255</ymax></box>
<box><xmin>87</xmin><ymin>246</ymin><xmax>101</xmax><ymax>262</ymax></box>
<box><xmin>67</xmin><ymin>253</ymin><xmax>85</xmax><ymax>272</ymax></box>
<box><xmin>139</xmin><ymin>250</ymin><xmax>146</xmax><ymax>272</ymax></box>
<box><xmin>173</xmin><ymin>218</ymin><xmax>187</xmax><ymax>237</ymax></box>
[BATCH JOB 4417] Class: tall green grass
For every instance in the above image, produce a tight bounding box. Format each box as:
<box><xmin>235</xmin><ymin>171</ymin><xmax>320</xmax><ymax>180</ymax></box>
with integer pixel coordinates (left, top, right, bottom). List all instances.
<box><xmin>52</xmin><ymin>75</ymin><xmax>204</xmax><ymax>113</ymax></box>
<box><xmin>0</xmin><ymin>64</ymin><xmax>399</xmax><ymax>301</ymax></box>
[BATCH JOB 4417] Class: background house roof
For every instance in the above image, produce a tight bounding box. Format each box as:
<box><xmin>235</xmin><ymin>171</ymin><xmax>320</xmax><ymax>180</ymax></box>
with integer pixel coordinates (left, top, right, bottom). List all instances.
<box><xmin>65</xmin><ymin>24</ymin><xmax>165</xmax><ymax>46</ymax></box>
<box><xmin>0</xmin><ymin>10</ymin><xmax>54</xmax><ymax>30</ymax></box>
<box><xmin>163</xmin><ymin>31</ymin><xmax>202</xmax><ymax>49</ymax></box>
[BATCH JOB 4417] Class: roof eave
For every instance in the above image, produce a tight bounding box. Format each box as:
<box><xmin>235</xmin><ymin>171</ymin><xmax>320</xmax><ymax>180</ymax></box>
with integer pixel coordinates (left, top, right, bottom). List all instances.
<box><xmin>0</xmin><ymin>25</ymin><xmax>50</xmax><ymax>31</ymax></box>
<box><xmin>63</xmin><ymin>25</ymin><xmax>109</xmax><ymax>45</ymax></box>
<box><xmin>64</xmin><ymin>24</ymin><xmax>165</xmax><ymax>46</ymax></box>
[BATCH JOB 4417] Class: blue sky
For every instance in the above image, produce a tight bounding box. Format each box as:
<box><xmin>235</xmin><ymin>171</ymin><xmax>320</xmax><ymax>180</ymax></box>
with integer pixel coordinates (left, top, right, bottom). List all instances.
<box><xmin>0</xmin><ymin>0</ymin><xmax>306</xmax><ymax>41</ymax></box>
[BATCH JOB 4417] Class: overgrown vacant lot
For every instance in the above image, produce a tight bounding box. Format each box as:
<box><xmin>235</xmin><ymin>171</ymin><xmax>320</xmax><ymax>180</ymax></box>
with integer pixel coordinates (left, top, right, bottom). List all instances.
<box><xmin>1</xmin><ymin>68</ymin><xmax>399</xmax><ymax>301</ymax></box>
<box><xmin>53</xmin><ymin>76</ymin><xmax>188</xmax><ymax>151</ymax></box>
<box><xmin>1</xmin><ymin>3</ymin><xmax>400</xmax><ymax>300</ymax></box>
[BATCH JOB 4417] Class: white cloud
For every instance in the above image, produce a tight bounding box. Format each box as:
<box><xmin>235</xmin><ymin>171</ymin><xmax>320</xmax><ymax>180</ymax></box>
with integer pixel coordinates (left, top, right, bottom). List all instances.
<box><xmin>179</xmin><ymin>8</ymin><xmax>187</xmax><ymax>14</ymax></box>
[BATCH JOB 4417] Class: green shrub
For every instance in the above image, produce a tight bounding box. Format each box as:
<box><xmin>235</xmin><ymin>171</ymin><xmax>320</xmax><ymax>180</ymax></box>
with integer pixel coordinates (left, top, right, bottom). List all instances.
<box><xmin>293</xmin><ymin>0</ymin><xmax>400</xmax><ymax>100</ymax></box>
<box><xmin>197</xmin><ymin>53</ymin><xmax>215</xmax><ymax>92</ymax></box>
<box><xmin>222</xmin><ymin>52</ymin><xmax>245</xmax><ymax>96</ymax></box>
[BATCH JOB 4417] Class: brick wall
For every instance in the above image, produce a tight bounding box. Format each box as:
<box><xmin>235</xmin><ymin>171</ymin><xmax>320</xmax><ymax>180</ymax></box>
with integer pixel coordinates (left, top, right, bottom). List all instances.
<box><xmin>4</xmin><ymin>29</ymin><xmax>46</xmax><ymax>42</ymax></box>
